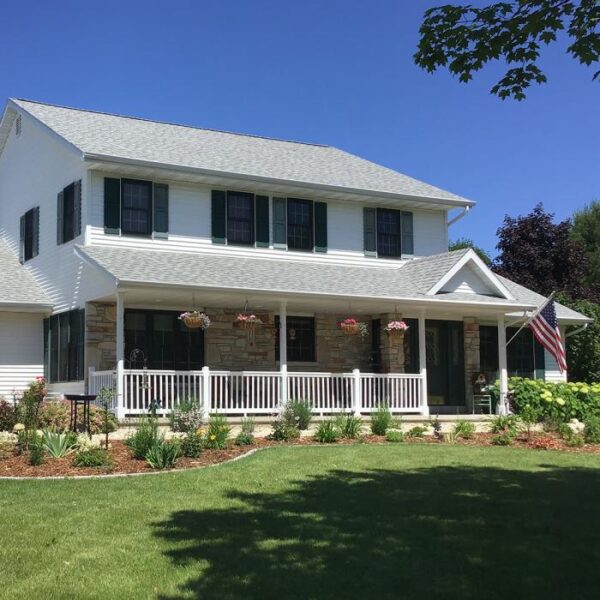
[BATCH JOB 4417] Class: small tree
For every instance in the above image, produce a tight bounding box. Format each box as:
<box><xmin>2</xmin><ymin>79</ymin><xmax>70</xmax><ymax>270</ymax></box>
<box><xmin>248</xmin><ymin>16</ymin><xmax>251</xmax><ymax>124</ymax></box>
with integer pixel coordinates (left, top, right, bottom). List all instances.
<box><xmin>449</xmin><ymin>237</ymin><xmax>492</xmax><ymax>265</ymax></box>
<box><xmin>96</xmin><ymin>387</ymin><xmax>114</xmax><ymax>449</ymax></box>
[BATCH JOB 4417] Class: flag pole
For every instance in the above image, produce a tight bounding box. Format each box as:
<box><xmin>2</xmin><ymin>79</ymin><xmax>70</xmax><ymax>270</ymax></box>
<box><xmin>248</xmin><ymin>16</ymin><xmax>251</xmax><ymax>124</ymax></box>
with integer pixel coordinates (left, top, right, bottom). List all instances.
<box><xmin>506</xmin><ymin>291</ymin><xmax>556</xmax><ymax>348</ymax></box>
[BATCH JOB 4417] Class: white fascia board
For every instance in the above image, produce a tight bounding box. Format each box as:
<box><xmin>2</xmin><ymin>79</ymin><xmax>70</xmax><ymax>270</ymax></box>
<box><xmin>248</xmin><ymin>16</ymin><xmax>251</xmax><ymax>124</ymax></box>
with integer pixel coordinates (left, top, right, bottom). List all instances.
<box><xmin>73</xmin><ymin>246</ymin><xmax>120</xmax><ymax>287</ymax></box>
<box><xmin>426</xmin><ymin>249</ymin><xmax>514</xmax><ymax>300</ymax></box>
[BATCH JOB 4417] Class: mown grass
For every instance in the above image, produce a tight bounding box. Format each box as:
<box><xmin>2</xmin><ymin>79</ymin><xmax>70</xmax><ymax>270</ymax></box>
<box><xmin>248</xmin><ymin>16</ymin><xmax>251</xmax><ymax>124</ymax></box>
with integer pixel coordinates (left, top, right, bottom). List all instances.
<box><xmin>1</xmin><ymin>445</ymin><xmax>600</xmax><ymax>599</ymax></box>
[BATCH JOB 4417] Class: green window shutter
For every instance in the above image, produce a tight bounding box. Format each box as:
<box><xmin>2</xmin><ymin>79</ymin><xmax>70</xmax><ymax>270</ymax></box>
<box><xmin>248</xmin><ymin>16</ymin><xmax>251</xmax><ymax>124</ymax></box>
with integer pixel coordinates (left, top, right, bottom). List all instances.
<box><xmin>272</xmin><ymin>197</ymin><xmax>287</xmax><ymax>249</ymax></box>
<box><xmin>255</xmin><ymin>195</ymin><xmax>270</xmax><ymax>247</ymax></box>
<box><xmin>401</xmin><ymin>211</ymin><xmax>414</xmax><ymax>256</ymax></box>
<box><xmin>43</xmin><ymin>317</ymin><xmax>50</xmax><ymax>380</ymax></box>
<box><xmin>74</xmin><ymin>180</ymin><xmax>82</xmax><ymax>238</ymax></box>
<box><xmin>104</xmin><ymin>178</ymin><xmax>121</xmax><ymax>234</ymax></box>
<box><xmin>153</xmin><ymin>183</ymin><xmax>169</xmax><ymax>239</ymax></box>
<box><xmin>211</xmin><ymin>190</ymin><xmax>226</xmax><ymax>244</ymax></box>
<box><xmin>32</xmin><ymin>207</ymin><xmax>40</xmax><ymax>258</ymax></box>
<box><xmin>314</xmin><ymin>201</ymin><xmax>327</xmax><ymax>253</ymax></box>
<box><xmin>363</xmin><ymin>207</ymin><xmax>377</xmax><ymax>257</ymax></box>
<box><xmin>19</xmin><ymin>214</ymin><xmax>25</xmax><ymax>263</ymax></box>
<box><xmin>57</xmin><ymin>190</ymin><xmax>64</xmax><ymax>245</ymax></box>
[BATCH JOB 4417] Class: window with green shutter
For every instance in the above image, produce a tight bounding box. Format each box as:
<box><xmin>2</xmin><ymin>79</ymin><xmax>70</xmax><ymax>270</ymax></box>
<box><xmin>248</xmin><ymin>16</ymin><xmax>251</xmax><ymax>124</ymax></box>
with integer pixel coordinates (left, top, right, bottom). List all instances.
<box><xmin>104</xmin><ymin>178</ymin><xmax>121</xmax><ymax>234</ymax></box>
<box><xmin>211</xmin><ymin>190</ymin><xmax>227</xmax><ymax>244</ymax></box>
<box><xmin>57</xmin><ymin>180</ymin><xmax>82</xmax><ymax>245</ymax></box>
<box><xmin>314</xmin><ymin>201</ymin><xmax>327</xmax><ymax>253</ymax></box>
<box><xmin>255</xmin><ymin>195</ymin><xmax>270</xmax><ymax>247</ymax></box>
<box><xmin>20</xmin><ymin>207</ymin><xmax>39</xmax><ymax>263</ymax></box>
<box><xmin>363</xmin><ymin>207</ymin><xmax>414</xmax><ymax>258</ymax></box>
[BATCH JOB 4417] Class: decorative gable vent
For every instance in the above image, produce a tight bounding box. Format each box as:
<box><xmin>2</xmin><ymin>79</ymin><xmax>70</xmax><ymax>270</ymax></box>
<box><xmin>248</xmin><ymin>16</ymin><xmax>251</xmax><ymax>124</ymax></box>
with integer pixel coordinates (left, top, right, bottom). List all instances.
<box><xmin>15</xmin><ymin>115</ymin><xmax>22</xmax><ymax>137</ymax></box>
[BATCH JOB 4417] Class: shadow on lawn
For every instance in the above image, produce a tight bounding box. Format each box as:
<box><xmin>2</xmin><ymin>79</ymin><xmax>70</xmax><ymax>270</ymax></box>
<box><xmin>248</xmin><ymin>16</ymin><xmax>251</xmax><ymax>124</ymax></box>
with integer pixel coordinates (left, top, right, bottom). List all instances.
<box><xmin>153</xmin><ymin>463</ymin><xmax>600</xmax><ymax>600</ymax></box>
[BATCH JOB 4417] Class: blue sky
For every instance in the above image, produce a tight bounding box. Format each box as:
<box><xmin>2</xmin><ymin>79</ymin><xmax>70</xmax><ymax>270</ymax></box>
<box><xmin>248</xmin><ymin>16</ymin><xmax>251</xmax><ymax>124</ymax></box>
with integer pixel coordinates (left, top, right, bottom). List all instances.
<box><xmin>2</xmin><ymin>1</ymin><xmax>598</xmax><ymax>256</ymax></box>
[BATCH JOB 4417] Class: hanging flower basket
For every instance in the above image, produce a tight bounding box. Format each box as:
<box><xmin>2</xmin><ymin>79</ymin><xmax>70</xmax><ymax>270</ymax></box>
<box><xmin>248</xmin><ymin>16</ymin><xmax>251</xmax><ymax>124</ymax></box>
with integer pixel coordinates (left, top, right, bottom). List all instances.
<box><xmin>179</xmin><ymin>311</ymin><xmax>211</xmax><ymax>330</ymax></box>
<box><xmin>384</xmin><ymin>320</ymin><xmax>409</xmax><ymax>340</ymax></box>
<box><xmin>236</xmin><ymin>314</ymin><xmax>263</xmax><ymax>331</ymax></box>
<box><xmin>338</xmin><ymin>318</ymin><xmax>369</xmax><ymax>338</ymax></box>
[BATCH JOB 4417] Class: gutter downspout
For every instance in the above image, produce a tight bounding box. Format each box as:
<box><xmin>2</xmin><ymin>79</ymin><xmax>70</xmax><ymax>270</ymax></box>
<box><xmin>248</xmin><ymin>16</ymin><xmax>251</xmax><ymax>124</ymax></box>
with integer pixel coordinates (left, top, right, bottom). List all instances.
<box><xmin>566</xmin><ymin>323</ymin><xmax>589</xmax><ymax>338</ymax></box>
<box><xmin>448</xmin><ymin>205</ymin><xmax>471</xmax><ymax>227</ymax></box>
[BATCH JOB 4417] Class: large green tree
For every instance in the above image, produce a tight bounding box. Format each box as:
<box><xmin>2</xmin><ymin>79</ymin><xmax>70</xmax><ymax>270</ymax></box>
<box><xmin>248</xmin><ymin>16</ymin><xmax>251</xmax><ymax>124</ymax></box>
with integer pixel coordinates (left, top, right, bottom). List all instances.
<box><xmin>415</xmin><ymin>0</ymin><xmax>600</xmax><ymax>100</ymax></box>
<box><xmin>571</xmin><ymin>200</ymin><xmax>600</xmax><ymax>287</ymax></box>
<box><xmin>449</xmin><ymin>237</ymin><xmax>493</xmax><ymax>264</ymax></box>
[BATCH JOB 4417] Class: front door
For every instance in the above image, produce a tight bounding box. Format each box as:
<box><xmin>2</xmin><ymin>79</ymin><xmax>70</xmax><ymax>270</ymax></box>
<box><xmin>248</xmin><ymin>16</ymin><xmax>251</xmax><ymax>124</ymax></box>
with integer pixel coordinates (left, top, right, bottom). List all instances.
<box><xmin>426</xmin><ymin>320</ymin><xmax>465</xmax><ymax>406</ymax></box>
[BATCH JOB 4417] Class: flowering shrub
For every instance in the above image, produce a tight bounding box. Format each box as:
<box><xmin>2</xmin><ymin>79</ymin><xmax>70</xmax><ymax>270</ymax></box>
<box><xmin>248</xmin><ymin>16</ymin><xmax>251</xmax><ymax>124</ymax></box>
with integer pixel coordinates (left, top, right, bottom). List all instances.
<box><xmin>384</xmin><ymin>320</ymin><xmax>409</xmax><ymax>333</ymax></box>
<box><xmin>204</xmin><ymin>414</ymin><xmax>231</xmax><ymax>449</ymax></box>
<box><xmin>37</xmin><ymin>400</ymin><xmax>118</xmax><ymax>435</ymax></box>
<box><xmin>178</xmin><ymin>311</ymin><xmax>211</xmax><ymax>330</ymax></box>
<box><xmin>0</xmin><ymin>398</ymin><xmax>17</xmax><ymax>432</ymax></box>
<box><xmin>170</xmin><ymin>399</ymin><xmax>204</xmax><ymax>433</ymax></box>
<box><xmin>338</xmin><ymin>318</ymin><xmax>369</xmax><ymax>338</ymax></box>
<box><xmin>490</xmin><ymin>377</ymin><xmax>600</xmax><ymax>424</ymax></box>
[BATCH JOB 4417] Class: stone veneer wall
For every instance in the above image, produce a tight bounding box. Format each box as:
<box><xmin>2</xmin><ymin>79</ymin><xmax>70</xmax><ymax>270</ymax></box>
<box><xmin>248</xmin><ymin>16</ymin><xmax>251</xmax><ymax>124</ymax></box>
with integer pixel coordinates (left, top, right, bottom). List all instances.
<box><xmin>463</xmin><ymin>317</ymin><xmax>481</xmax><ymax>410</ymax></box>
<box><xmin>378</xmin><ymin>314</ymin><xmax>406</xmax><ymax>373</ymax></box>
<box><xmin>85</xmin><ymin>302</ymin><xmax>117</xmax><ymax>373</ymax></box>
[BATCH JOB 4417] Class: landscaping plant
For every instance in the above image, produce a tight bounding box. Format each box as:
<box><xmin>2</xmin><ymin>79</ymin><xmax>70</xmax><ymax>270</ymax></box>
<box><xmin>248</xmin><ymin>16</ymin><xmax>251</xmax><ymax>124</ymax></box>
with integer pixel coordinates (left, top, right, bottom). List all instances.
<box><xmin>146</xmin><ymin>439</ymin><xmax>181</xmax><ymax>470</ymax></box>
<box><xmin>370</xmin><ymin>404</ymin><xmax>393</xmax><ymax>436</ymax></box>
<box><xmin>42</xmin><ymin>430</ymin><xmax>78</xmax><ymax>458</ymax></box>
<box><xmin>125</xmin><ymin>416</ymin><xmax>159</xmax><ymax>459</ymax></box>
<box><xmin>96</xmin><ymin>386</ymin><xmax>115</xmax><ymax>448</ymax></box>
<box><xmin>335</xmin><ymin>413</ymin><xmax>363</xmax><ymax>439</ymax></box>
<box><xmin>204</xmin><ymin>414</ymin><xmax>231</xmax><ymax>449</ymax></box>
<box><xmin>234</xmin><ymin>432</ymin><xmax>255</xmax><ymax>446</ymax></box>
<box><xmin>584</xmin><ymin>415</ymin><xmax>600</xmax><ymax>444</ymax></box>
<box><xmin>0</xmin><ymin>398</ymin><xmax>17</xmax><ymax>432</ymax></box>
<box><xmin>489</xmin><ymin>414</ymin><xmax>521</xmax><ymax>439</ymax></box>
<box><xmin>73</xmin><ymin>448</ymin><xmax>113</xmax><ymax>469</ymax></box>
<box><xmin>28</xmin><ymin>435</ymin><xmax>45</xmax><ymax>466</ymax></box>
<box><xmin>315</xmin><ymin>420</ymin><xmax>340</xmax><ymax>443</ymax></box>
<box><xmin>37</xmin><ymin>399</ymin><xmax>118</xmax><ymax>435</ymax></box>
<box><xmin>269</xmin><ymin>418</ymin><xmax>300</xmax><ymax>441</ymax></box>
<box><xmin>430</xmin><ymin>416</ymin><xmax>443</xmax><ymax>441</ymax></box>
<box><xmin>240</xmin><ymin>417</ymin><xmax>255</xmax><ymax>434</ymax></box>
<box><xmin>453</xmin><ymin>420</ymin><xmax>476</xmax><ymax>440</ymax></box>
<box><xmin>284</xmin><ymin>399</ymin><xmax>313</xmax><ymax>430</ymax></box>
<box><xmin>406</xmin><ymin>425</ymin><xmax>428</xmax><ymax>438</ymax></box>
<box><xmin>181</xmin><ymin>431</ymin><xmax>204</xmax><ymax>458</ymax></box>
<box><xmin>170</xmin><ymin>398</ymin><xmax>204</xmax><ymax>433</ymax></box>
<box><xmin>386</xmin><ymin>430</ymin><xmax>404</xmax><ymax>443</ymax></box>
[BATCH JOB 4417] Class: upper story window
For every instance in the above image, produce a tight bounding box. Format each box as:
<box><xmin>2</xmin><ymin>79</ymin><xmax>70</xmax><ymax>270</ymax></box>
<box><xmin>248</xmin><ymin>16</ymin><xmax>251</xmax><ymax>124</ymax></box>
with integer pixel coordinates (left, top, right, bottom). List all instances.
<box><xmin>122</xmin><ymin>179</ymin><xmax>153</xmax><ymax>235</ymax></box>
<box><xmin>20</xmin><ymin>207</ymin><xmax>39</xmax><ymax>263</ymax></box>
<box><xmin>57</xmin><ymin>180</ymin><xmax>82</xmax><ymax>245</ymax></box>
<box><xmin>104</xmin><ymin>178</ymin><xmax>169</xmax><ymax>239</ymax></box>
<box><xmin>287</xmin><ymin>198</ymin><xmax>314</xmax><ymax>251</ymax></box>
<box><xmin>364</xmin><ymin>207</ymin><xmax>413</xmax><ymax>258</ymax></box>
<box><xmin>226</xmin><ymin>191</ymin><xmax>255</xmax><ymax>245</ymax></box>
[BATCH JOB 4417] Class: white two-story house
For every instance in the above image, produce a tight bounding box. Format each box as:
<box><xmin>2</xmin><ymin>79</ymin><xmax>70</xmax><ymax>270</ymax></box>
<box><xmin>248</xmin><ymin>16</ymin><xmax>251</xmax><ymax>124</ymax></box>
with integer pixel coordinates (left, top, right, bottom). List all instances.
<box><xmin>0</xmin><ymin>99</ymin><xmax>590</xmax><ymax>418</ymax></box>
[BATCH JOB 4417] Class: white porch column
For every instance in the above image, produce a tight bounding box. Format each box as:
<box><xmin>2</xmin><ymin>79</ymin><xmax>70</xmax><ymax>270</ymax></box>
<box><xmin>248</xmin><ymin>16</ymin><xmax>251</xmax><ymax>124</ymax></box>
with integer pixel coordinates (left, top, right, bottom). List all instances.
<box><xmin>497</xmin><ymin>315</ymin><xmax>509</xmax><ymax>415</ymax></box>
<box><xmin>279</xmin><ymin>302</ymin><xmax>288</xmax><ymax>408</ymax></box>
<box><xmin>115</xmin><ymin>291</ymin><xmax>125</xmax><ymax>420</ymax></box>
<box><xmin>418</xmin><ymin>310</ymin><xmax>429</xmax><ymax>417</ymax></box>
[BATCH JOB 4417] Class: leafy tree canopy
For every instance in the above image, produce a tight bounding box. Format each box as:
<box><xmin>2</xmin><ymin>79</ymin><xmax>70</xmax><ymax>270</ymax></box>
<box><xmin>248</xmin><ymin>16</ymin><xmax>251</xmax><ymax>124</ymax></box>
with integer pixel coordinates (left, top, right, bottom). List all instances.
<box><xmin>415</xmin><ymin>0</ymin><xmax>600</xmax><ymax>100</ymax></box>
<box><xmin>571</xmin><ymin>200</ymin><xmax>600</xmax><ymax>286</ymax></box>
<box><xmin>449</xmin><ymin>237</ymin><xmax>493</xmax><ymax>264</ymax></box>
<box><xmin>492</xmin><ymin>203</ymin><xmax>592</xmax><ymax>299</ymax></box>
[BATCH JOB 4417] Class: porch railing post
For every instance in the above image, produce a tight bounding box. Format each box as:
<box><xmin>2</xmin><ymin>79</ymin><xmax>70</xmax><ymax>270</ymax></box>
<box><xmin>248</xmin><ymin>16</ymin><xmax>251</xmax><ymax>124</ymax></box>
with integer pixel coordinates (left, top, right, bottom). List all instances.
<box><xmin>202</xmin><ymin>366</ymin><xmax>212</xmax><ymax>416</ymax></box>
<box><xmin>87</xmin><ymin>366</ymin><xmax>95</xmax><ymax>395</ymax></box>
<box><xmin>279</xmin><ymin>364</ymin><xmax>288</xmax><ymax>410</ymax></box>
<box><xmin>352</xmin><ymin>368</ymin><xmax>362</xmax><ymax>416</ymax></box>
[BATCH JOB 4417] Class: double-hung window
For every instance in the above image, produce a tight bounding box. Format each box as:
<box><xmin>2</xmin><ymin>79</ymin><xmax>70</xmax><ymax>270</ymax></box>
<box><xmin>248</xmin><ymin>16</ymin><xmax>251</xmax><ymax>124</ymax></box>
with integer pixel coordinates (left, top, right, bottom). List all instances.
<box><xmin>226</xmin><ymin>191</ymin><xmax>254</xmax><ymax>245</ymax></box>
<box><xmin>121</xmin><ymin>179</ymin><xmax>153</xmax><ymax>235</ymax></box>
<box><xmin>376</xmin><ymin>209</ymin><xmax>401</xmax><ymax>258</ymax></box>
<box><xmin>287</xmin><ymin>198</ymin><xmax>313</xmax><ymax>251</ymax></box>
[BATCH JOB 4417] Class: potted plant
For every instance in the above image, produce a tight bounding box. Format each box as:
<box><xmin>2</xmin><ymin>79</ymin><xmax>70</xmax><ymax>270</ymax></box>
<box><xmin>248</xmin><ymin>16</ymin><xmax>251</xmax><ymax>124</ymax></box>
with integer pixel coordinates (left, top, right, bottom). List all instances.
<box><xmin>236</xmin><ymin>313</ymin><xmax>263</xmax><ymax>331</ymax></box>
<box><xmin>179</xmin><ymin>311</ymin><xmax>211</xmax><ymax>330</ymax></box>
<box><xmin>384</xmin><ymin>319</ymin><xmax>409</xmax><ymax>340</ymax></box>
<box><xmin>338</xmin><ymin>318</ymin><xmax>369</xmax><ymax>338</ymax></box>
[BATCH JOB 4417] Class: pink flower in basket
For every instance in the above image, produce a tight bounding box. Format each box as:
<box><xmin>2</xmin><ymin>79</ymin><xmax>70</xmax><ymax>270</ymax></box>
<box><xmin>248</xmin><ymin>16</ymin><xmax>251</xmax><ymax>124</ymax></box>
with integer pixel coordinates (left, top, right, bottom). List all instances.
<box><xmin>384</xmin><ymin>320</ymin><xmax>409</xmax><ymax>333</ymax></box>
<box><xmin>236</xmin><ymin>314</ymin><xmax>262</xmax><ymax>324</ymax></box>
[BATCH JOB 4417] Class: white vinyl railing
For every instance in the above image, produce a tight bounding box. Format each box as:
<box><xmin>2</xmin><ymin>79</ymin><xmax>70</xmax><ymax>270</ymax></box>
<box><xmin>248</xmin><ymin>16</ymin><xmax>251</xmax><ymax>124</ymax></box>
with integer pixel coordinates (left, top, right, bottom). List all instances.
<box><xmin>88</xmin><ymin>367</ymin><xmax>425</xmax><ymax>418</ymax></box>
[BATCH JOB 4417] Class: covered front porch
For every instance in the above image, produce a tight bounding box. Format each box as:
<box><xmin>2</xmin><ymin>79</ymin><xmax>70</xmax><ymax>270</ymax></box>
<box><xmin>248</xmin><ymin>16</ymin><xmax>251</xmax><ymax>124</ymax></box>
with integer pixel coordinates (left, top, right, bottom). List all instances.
<box><xmin>84</xmin><ymin>286</ymin><xmax>514</xmax><ymax>419</ymax></box>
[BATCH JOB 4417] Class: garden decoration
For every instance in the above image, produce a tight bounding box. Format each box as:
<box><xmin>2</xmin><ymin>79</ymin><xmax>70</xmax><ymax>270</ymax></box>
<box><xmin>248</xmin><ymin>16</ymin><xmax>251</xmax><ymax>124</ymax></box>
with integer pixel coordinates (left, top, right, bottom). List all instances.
<box><xmin>384</xmin><ymin>319</ymin><xmax>409</xmax><ymax>340</ymax></box>
<box><xmin>179</xmin><ymin>310</ymin><xmax>211</xmax><ymax>330</ymax></box>
<box><xmin>338</xmin><ymin>318</ymin><xmax>369</xmax><ymax>338</ymax></box>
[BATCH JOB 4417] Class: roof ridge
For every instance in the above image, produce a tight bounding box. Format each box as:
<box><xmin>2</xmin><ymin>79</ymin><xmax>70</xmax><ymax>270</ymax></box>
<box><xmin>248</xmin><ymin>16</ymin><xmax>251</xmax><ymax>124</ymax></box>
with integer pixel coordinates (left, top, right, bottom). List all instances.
<box><xmin>13</xmin><ymin>98</ymin><xmax>330</xmax><ymax>148</ymax></box>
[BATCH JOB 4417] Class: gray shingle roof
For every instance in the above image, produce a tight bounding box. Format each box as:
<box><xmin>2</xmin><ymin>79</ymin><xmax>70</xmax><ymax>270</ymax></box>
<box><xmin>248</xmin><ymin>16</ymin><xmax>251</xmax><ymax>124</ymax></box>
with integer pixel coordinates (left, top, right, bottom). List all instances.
<box><xmin>78</xmin><ymin>245</ymin><xmax>531</xmax><ymax>309</ymax></box>
<box><xmin>11</xmin><ymin>99</ymin><xmax>473</xmax><ymax>205</ymax></box>
<box><xmin>0</xmin><ymin>239</ymin><xmax>50</xmax><ymax>308</ymax></box>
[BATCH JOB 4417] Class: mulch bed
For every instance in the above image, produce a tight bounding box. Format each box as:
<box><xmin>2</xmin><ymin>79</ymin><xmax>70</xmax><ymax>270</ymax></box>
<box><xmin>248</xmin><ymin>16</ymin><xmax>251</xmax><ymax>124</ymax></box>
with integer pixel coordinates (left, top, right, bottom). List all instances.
<box><xmin>1</xmin><ymin>433</ymin><xmax>599</xmax><ymax>479</ymax></box>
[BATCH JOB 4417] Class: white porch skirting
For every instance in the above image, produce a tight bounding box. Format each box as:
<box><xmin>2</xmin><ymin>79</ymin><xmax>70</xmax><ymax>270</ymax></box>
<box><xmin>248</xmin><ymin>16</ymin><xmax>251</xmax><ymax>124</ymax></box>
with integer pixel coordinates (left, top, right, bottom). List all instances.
<box><xmin>88</xmin><ymin>368</ymin><xmax>426</xmax><ymax>418</ymax></box>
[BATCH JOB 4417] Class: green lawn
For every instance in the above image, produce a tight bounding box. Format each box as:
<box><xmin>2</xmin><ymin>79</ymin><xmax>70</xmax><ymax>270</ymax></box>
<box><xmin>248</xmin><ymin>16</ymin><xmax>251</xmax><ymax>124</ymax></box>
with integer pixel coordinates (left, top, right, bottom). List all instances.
<box><xmin>1</xmin><ymin>445</ymin><xmax>600</xmax><ymax>600</ymax></box>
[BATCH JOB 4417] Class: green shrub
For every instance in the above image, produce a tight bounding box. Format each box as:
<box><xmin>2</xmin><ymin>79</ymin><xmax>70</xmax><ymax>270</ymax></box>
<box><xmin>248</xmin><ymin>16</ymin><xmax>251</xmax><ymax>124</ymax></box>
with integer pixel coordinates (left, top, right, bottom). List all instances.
<box><xmin>443</xmin><ymin>431</ymin><xmax>458</xmax><ymax>444</ymax></box>
<box><xmin>169</xmin><ymin>399</ymin><xmax>204</xmax><ymax>433</ymax></box>
<box><xmin>491</xmin><ymin>433</ymin><xmax>514</xmax><ymax>446</ymax></box>
<box><xmin>29</xmin><ymin>437</ymin><xmax>45</xmax><ymax>466</ymax></box>
<box><xmin>269</xmin><ymin>418</ymin><xmax>300</xmax><ymax>442</ymax></box>
<box><xmin>0</xmin><ymin>441</ymin><xmax>14</xmax><ymax>460</ymax></box>
<box><xmin>335</xmin><ymin>413</ymin><xmax>363</xmax><ymax>438</ymax></box>
<box><xmin>42</xmin><ymin>430</ymin><xmax>78</xmax><ymax>458</ymax></box>
<box><xmin>240</xmin><ymin>417</ymin><xmax>255</xmax><ymax>434</ymax></box>
<box><xmin>0</xmin><ymin>399</ymin><xmax>16</xmax><ymax>432</ymax></box>
<box><xmin>284</xmin><ymin>399</ymin><xmax>313</xmax><ymax>430</ymax></box>
<box><xmin>37</xmin><ymin>400</ymin><xmax>118</xmax><ymax>434</ymax></box>
<box><xmin>406</xmin><ymin>425</ymin><xmax>428</xmax><ymax>438</ymax></box>
<box><xmin>371</xmin><ymin>405</ymin><xmax>393</xmax><ymax>436</ymax></box>
<box><xmin>584</xmin><ymin>415</ymin><xmax>600</xmax><ymax>443</ymax></box>
<box><xmin>490</xmin><ymin>377</ymin><xmax>600</xmax><ymax>424</ymax></box>
<box><xmin>453</xmin><ymin>420</ymin><xmax>476</xmax><ymax>440</ymax></box>
<box><xmin>73</xmin><ymin>448</ymin><xmax>113</xmax><ymax>468</ymax></box>
<box><xmin>125</xmin><ymin>416</ymin><xmax>159</xmax><ymax>459</ymax></box>
<box><xmin>146</xmin><ymin>440</ymin><xmax>181</xmax><ymax>470</ymax></box>
<box><xmin>180</xmin><ymin>432</ymin><xmax>204</xmax><ymax>458</ymax></box>
<box><xmin>566</xmin><ymin>434</ymin><xmax>585</xmax><ymax>448</ymax></box>
<box><xmin>204</xmin><ymin>414</ymin><xmax>231</xmax><ymax>449</ymax></box>
<box><xmin>386</xmin><ymin>430</ymin><xmax>404</xmax><ymax>443</ymax></box>
<box><xmin>234</xmin><ymin>432</ymin><xmax>255</xmax><ymax>446</ymax></box>
<box><xmin>489</xmin><ymin>414</ymin><xmax>520</xmax><ymax>438</ymax></box>
<box><xmin>315</xmin><ymin>420</ymin><xmax>339</xmax><ymax>443</ymax></box>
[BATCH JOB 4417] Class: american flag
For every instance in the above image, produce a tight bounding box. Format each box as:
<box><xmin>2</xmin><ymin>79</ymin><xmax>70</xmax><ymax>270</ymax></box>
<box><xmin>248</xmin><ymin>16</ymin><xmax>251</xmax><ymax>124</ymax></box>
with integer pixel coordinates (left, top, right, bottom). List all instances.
<box><xmin>529</xmin><ymin>299</ymin><xmax>568</xmax><ymax>373</ymax></box>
